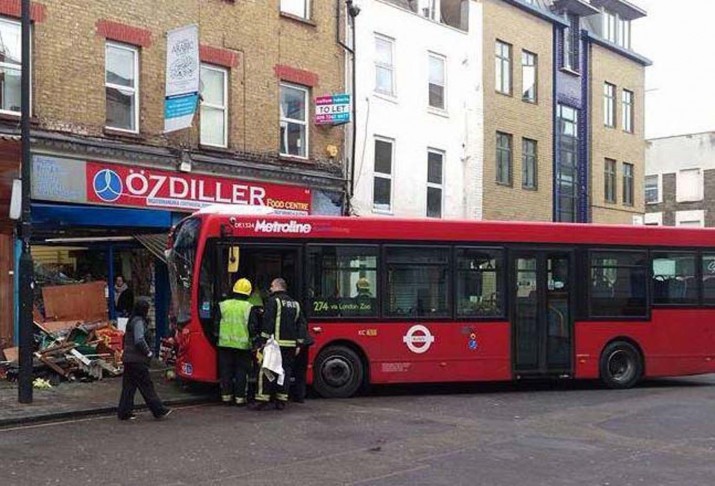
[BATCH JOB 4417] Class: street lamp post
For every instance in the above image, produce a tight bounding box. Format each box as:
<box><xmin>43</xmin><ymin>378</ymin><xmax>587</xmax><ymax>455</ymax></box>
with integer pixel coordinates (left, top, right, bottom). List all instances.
<box><xmin>17</xmin><ymin>0</ymin><xmax>34</xmax><ymax>404</ymax></box>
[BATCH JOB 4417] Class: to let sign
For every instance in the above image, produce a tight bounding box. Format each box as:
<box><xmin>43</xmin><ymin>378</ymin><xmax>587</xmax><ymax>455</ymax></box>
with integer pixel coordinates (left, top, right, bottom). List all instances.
<box><xmin>315</xmin><ymin>94</ymin><xmax>350</xmax><ymax>125</ymax></box>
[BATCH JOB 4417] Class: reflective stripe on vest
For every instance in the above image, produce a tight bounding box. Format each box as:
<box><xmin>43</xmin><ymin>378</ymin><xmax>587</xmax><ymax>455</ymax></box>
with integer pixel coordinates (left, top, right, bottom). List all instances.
<box><xmin>219</xmin><ymin>299</ymin><xmax>252</xmax><ymax>350</ymax></box>
<box><xmin>274</xmin><ymin>298</ymin><xmax>301</xmax><ymax>347</ymax></box>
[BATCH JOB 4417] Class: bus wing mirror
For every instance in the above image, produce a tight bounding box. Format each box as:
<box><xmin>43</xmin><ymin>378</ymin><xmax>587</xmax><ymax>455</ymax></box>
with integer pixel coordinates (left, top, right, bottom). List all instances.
<box><xmin>228</xmin><ymin>247</ymin><xmax>240</xmax><ymax>273</ymax></box>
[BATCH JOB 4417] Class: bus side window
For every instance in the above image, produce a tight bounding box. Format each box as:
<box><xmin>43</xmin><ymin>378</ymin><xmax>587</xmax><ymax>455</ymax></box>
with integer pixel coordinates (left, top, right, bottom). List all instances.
<box><xmin>456</xmin><ymin>248</ymin><xmax>503</xmax><ymax>318</ymax></box>
<box><xmin>385</xmin><ymin>246</ymin><xmax>451</xmax><ymax>318</ymax></box>
<box><xmin>306</xmin><ymin>245</ymin><xmax>379</xmax><ymax>318</ymax></box>
<box><xmin>589</xmin><ymin>251</ymin><xmax>647</xmax><ymax>317</ymax></box>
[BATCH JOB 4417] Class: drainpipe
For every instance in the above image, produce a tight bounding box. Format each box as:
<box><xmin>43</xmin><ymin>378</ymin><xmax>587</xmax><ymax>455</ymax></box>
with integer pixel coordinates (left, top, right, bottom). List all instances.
<box><xmin>345</xmin><ymin>1</ymin><xmax>360</xmax><ymax>215</ymax></box>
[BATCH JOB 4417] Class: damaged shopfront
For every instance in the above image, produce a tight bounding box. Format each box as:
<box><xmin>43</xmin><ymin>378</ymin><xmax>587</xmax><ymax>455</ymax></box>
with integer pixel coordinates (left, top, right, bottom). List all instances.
<box><xmin>0</xmin><ymin>142</ymin><xmax>342</xmax><ymax>382</ymax></box>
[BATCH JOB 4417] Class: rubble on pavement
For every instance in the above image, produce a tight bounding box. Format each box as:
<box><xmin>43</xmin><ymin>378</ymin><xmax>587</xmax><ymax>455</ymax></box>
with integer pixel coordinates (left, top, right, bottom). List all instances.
<box><xmin>0</xmin><ymin>282</ymin><xmax>125</xmax><ymax>384</ymax></box>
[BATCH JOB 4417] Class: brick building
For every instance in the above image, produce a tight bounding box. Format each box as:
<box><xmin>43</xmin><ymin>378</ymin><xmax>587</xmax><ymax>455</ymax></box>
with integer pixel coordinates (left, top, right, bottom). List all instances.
<box><xmin>482</xmin><ymin>0</ymin><xmax>650</xmax><ymax>224</ymax></box>
<box><xmin>0</xmin><ymin>0</ymin><xmax>346</xmax><ymax>347</ymax></box>
<box><xmin>645</xmin><ymin>132</ymin><xmax>715</xmax><ymax>228</ymax></box>
<box><xmin>481</xmin><ymin>0</ymin><xmax>555</xmax><ymax>221</ymax></box>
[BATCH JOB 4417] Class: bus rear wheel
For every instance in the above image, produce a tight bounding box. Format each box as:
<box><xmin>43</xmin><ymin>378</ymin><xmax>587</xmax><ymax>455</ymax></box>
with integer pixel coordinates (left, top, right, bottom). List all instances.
<box><xmin>600</xmin><ymin>341</ymin><xmax>643</xmax><ymax>389</ymax></box>
<box><xmin>313</xmin><ymin>345</ymin><xmax>364</xmax><ymax>399</ymax></box>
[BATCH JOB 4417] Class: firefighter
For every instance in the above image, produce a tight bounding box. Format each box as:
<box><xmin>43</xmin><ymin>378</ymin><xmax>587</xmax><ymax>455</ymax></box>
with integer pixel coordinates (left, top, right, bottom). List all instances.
<box><xmin>253</xmin><ymin>277</ymin><xmax>307</xmax><ymax>411</ymax></box>
<box><xmin>217</xmin><ymin>278</ymin><xmax>260</xmax><ymax>406</ymax></box>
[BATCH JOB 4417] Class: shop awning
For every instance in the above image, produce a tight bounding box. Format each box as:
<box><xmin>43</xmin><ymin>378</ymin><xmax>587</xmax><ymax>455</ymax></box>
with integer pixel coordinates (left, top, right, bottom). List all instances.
<box><xmin>134</xmin><ymin>233</ymin><xmax>169</xmax><ymax>263</ymax></box>
<box><xmin>32</xmin><ymin>203</ymin><xmax>173</xmax><ymax>229</ymax></box>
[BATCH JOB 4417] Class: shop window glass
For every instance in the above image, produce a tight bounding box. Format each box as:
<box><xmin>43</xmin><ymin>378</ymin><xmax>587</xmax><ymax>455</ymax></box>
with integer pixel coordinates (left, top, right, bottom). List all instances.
<box><xmin>590</xmin><ymin>251</ymin><xmax>647</xmax><ymax>317</ymax></box>
<box><xmin>306</xmin><ymin>246</ymin><xmax>379</xmax><ymax>318</ymax></box>
<box><xmin>652</xmin><ymin>252</ymin><xmax>698</xmax><ymax>305</ymax></box>
<box><xmin>456</xmin><ymin>248</ymin><xmax>503</xmax><ymax>318</ymax></box>
<box><xmin>386</xmin><ymin>247</ymin><xmax>450</xmax><ymax>317</ymax></box>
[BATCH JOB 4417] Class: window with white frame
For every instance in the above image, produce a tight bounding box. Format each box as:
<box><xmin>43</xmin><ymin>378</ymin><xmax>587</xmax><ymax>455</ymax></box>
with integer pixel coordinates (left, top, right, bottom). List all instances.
<box><xmin>603</xmin><ymin>82</ymin><xmax>616</xmax><ymax>128</ymax></box>
<box><xmin>676</xmin><ymin>168</ymin><xmax>704</xmax><ymax>202</ymax></box>
<box><xmin>645</xmin><ymin>174</ymin><xmax>659</xmax><ymax>204</ymax></box>
<box><xmin>373</xmin><ymin>138</ymin><xmax>393</xmax><ymax>212</ymax></box>
<box><xmin>280</xmin><ymin>0</ymin><xmax>310</xmax><ymax>19</ymax></box>
<box><xmin>644</xmin><ymin>212</ymin><xmax>662</xmax><ymax>226</ymax></box>
<box><xmin>0</xmin><ymin>18</ymin><xmax>23</xmax><ymax>114</ymax></box>
<box><xmin>280</xmin><ymin>83</ymin><xmax>308</xmax><ymax>158</ymax></box>
<box><xmin>603</xmin><ymin>10</ymin><xmax>631</xmax><ymax>49</ymax></box>
<box><xmin>495</xmin><ymin>40</ymin><xmax>511</xmax><ymax>95</ymax></box>
<box><xmin>105</xmin><ymin>42</ymin><xmax>139</xmax><ymax>132</ymax></box>
<box><xmin>420</xmin><ymin>0</ymin><xmax>440</xmax><ymax>20</ymax></box>
<box><xmin>676</xmin><ymin>210</ymin><xmax>705</xmax><ymax>228</ymax></box>
<box><xmin>622</xmin><ymin>89</ymin><xmax>634</xmax><ymax>133</ymax></box>
<box><xmin>603</xmin><ymin>11</ymin><xmax>617</xmax><ymax>43</ymax></box>
<box><xmin>617</xmin><ymin>16</ymin><xmax>631</xmax><ymax>49</ymax></box>
<box><xmin>428</xmin><ymin>53</ymin><xmax>446</xmax><ymax>110</ymax></box>
<box><xmin>200</xmin><ymin>64</ymin><xmax>228</xmax><ymax>148</ymax></box>
<box><xmin>426</xmin><ymin>150</ymin><xmax>444</xmax><ymax>218</ymax></box>
<box><xmin>521</xmin><ymin>50</ymin><xmax>537</xmax><ymax>103</ymax></box>
<box><xmin>563</xmin><ymin>14</ymin><xmax>580</xmax><ymax>71</ymax></box>
<box><xmin>375</xmin><ymin>35</ymin><xmax>395</xmax><ymax>96</ymax></box>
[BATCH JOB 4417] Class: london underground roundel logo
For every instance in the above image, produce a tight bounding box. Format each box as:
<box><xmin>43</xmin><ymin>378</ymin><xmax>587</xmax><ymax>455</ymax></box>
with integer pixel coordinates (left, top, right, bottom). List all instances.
<box><xmin>93</xmin><ymin>169</ymin><xmax>123</xmax><ymax>202</ymax></box>
<box><xmin>403</xmin><ymin>325</ymin><xmax>435</xmax><ymax>354</ymax></box>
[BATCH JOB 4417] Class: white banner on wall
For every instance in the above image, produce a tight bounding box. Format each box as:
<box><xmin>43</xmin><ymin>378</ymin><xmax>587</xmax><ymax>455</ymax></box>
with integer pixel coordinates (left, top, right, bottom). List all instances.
<box><xmin>164</xmin><ymin>24</ymin><xmax>200</xmax><ymax>133</ymax></box>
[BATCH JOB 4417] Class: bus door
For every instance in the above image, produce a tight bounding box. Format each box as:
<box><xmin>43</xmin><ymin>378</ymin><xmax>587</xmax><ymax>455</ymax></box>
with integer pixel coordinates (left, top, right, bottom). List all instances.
<box><xmin>216</xmin><ymin>243</ymin><xmax>302</xmax><ymax>308</ymax></box>
<box><xmin>511</xmin><ymin>250</ymin><xmax>573</xmax><ymax>377</ymax></box>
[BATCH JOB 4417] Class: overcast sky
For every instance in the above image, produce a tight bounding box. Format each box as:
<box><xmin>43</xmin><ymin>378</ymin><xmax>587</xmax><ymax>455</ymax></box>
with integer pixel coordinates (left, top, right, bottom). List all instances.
<box><xmin>633</xmin><ymin>0</ymin><xmax>715</xmax><ymax>139</ymax></box>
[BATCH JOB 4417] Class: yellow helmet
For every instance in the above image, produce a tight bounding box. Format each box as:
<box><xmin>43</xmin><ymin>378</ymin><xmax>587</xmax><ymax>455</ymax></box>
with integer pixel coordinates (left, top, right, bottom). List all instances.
<box><xmin>233</xmin><ymin>278</ymin><xmax>252</xmax><ymax>296</ymax></box>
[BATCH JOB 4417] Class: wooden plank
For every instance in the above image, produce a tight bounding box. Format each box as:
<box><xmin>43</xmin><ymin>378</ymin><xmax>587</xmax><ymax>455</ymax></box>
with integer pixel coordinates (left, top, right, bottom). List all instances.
<box><xmin>39</xmin><ymin>342</ymin><xmax>77</xmax><ymax>355</ymax></box>
<box><xmin>2</xmin><ymin>346</ymin><xmax>18</xmax><ymax>362</ymax></box>
<box><xmin>0</xmin><ymin>234</ymin><xmax>14</xmax><ymax>348</ymax></box>
<box><xmin>36</xmin><ymin>354</ymin><xmax>68</xmax><ymax>377</ymax></box>
<box><xmin>40</xmin><ymin>321</ymin><xmax>82</xmax><ymax>334</ymax></box>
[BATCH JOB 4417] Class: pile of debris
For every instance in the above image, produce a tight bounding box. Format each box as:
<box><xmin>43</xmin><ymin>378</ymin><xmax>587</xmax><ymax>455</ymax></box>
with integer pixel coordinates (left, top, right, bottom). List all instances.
<box><xmin>0</xmin><ymin>281</ymin><xmax>125</xmax><ymax>385</ymax></box>
<box><xmin>0</xmin><ymin>321</ymin><xmax>124</xmax><ymax>384</ymax></box>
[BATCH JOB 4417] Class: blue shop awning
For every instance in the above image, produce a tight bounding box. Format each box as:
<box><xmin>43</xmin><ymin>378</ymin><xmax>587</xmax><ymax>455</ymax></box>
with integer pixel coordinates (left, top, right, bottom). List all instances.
<box><xmin>31</xmin><ymin>203</ymin><xmax>173</xmax><ymax>229</ymax></box>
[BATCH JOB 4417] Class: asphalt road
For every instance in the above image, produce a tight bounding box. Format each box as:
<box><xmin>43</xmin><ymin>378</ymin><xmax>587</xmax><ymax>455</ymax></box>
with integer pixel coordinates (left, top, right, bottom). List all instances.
<box><xmin>2</xmin><ymin>376</ymin><xmax>715</xmax><ymax>486</ymax></box>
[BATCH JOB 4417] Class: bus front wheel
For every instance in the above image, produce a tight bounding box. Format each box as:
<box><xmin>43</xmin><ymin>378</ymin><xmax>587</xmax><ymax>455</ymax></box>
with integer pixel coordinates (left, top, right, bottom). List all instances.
<box><xmin>600</xmin><ymin>341</ymin><xmax>643</xmax><ymax>389</ymax></box>
<box><xmin>313</xmin><ymin>345</ymin><xmax>364</xmax><ymax>398</ymax></box>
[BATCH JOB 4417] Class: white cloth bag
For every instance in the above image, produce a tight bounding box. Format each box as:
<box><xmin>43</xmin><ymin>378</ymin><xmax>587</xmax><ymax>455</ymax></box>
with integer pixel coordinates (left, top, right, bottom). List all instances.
<box><xmin>261</xmin><ymin>336</ymin><xmax>285</xmax><ymax>386</ymax></box>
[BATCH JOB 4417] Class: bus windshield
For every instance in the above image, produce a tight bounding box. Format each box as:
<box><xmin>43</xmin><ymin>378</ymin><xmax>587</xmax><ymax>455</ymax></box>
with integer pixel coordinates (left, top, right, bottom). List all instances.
<box><xmin>168</xmin><ymin>217</ymin><xmax>202</xmax><ymax>327</ymax></box>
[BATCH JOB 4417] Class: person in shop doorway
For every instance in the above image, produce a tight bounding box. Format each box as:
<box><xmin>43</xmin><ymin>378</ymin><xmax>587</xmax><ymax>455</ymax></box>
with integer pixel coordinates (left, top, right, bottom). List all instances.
<box><xmin>253</xmin><ymin>278</ymin><xmax>307</xmax><ymax>411</ymax></box>
<box><xmin>114</xmin><ymin>275</ymin><xmax>134</xmax><ymax>318</ymax></box>
<box><xmin>217</xmin><ymin>278</ymin><xmax>261</xmax><ymax>406</ymax></box>
<box><xmin>118</xmin><ymin>298</ymin><xmax>172</xmax><ymax>421</ymax></box>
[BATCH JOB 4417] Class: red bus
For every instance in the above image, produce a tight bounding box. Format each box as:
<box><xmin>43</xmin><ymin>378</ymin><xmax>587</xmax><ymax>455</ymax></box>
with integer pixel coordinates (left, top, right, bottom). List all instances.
<box><xmin>167</xmin><ymin>209</ymin><xmax>715</xmax><ymax>398</ymax></box>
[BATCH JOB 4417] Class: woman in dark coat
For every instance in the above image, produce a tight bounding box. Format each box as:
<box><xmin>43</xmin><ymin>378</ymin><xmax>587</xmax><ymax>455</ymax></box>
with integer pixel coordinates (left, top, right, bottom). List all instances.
<box><xmin>117</xmin><ymin>299</ymin><xmax>172</xmax><ymax>421</ymax></box>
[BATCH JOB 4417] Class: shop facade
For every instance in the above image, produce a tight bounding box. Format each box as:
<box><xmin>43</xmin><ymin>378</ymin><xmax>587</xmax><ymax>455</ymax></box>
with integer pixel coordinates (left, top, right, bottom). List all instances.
<box><xmin>13</xmin><ymin>135</ymin><xmax>344</xmax><ymax>349</ymax></box>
